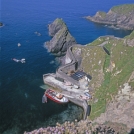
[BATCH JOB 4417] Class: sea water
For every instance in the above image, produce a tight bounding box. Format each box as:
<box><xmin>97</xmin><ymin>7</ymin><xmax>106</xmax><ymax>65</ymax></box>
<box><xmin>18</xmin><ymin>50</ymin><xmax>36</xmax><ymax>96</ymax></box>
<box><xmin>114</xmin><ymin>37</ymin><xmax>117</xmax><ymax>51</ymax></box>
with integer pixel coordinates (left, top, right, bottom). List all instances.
<box><xmin>0</xmin><ymin>0</ymin><xmax>133</xmax><ymax>133</ymax></box>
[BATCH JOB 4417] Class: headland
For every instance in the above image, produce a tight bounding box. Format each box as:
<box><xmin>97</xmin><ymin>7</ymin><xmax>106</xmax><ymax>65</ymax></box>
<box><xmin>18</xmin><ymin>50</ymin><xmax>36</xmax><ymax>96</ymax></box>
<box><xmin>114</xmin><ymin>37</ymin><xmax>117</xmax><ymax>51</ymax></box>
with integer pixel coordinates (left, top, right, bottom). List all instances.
<box><xmin>85</xmin><ymin>4</ymin><xmax>134</xmax><ymax>30</ymax></box>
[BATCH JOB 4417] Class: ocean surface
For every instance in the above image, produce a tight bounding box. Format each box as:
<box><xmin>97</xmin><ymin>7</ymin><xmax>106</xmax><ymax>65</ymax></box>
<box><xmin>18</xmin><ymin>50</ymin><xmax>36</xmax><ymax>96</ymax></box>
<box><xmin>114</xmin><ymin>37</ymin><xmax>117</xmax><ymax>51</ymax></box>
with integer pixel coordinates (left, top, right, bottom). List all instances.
<box><xmin>0</xmin><ymin>0</ymin><xmax>133</xmax><ymax>133</ymax></box>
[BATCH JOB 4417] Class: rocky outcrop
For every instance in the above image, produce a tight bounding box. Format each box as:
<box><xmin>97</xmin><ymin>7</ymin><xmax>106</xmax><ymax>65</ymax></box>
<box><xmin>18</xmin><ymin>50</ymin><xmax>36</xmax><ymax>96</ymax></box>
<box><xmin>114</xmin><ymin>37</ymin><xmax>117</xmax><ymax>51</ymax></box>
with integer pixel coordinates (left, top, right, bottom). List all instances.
<box><xmin>85</xmin><ymin>4</ymin><xmax>134</xmax><ymax>30</ymax></box>
<box><xmin>94</xmin><ymin>83</ymin><xmax>134</xmax><ymax>130</ymax></box>
<box><xmin>24</xmin><ymin>118</ymin><xmax>129</xmax><ymax>134</ymax></box>
<box><xmin>48</xmin><ymin>18</ymin><xmax>66</xmax><ymax>37</ymax></box>
<box><xmin>0</xmin><ymin>22</ymin><xmax>3</xmax><ymax>27</ymax></box>
<box><xmin>124</xmin><ymin>38</ymin><xmax>134</xmax><ymax>47</ymax></box>
<box><xmin>45</xmin><ymin>18</ymin><xmax>77</xmax><ymax>56</ymax></box>
<box><xmin>124</xmin><ymin>30</ymin><xmax>134</xmax><ymax>47</ymax></box>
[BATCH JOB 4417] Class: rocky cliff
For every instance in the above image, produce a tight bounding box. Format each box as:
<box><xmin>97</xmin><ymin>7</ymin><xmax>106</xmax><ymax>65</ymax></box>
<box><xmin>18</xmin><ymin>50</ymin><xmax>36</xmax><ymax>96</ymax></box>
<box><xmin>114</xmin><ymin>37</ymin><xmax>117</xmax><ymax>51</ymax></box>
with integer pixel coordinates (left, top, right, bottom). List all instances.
<box><xmin>25</xmin><ymin>15</ymin><xmax>134</xmax><ymax>134</ymax></box>
<box><xmin>78</xmin><ymin>30</ymin><xmax>134</xmax><ymax>133</ymax></box>
<box><xmin>0</xmin><ymin>22</ymin><xmax>3</xmax><ymax>27</ymax></box>
<box><xmin>45</xmin><ymin>18</ymin><xmax>77</xmax><ymax>56</ymax></box>
<box><xmin>85</xmin><ymin>4</ymin><xmax>134</xmax><ymax>30</ymax></box>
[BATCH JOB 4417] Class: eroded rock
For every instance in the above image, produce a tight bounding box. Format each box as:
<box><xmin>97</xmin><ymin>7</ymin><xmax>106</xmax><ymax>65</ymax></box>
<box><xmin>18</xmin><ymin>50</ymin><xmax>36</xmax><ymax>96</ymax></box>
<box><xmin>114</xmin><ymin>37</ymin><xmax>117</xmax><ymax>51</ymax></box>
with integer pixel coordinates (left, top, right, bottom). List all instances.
<box><xmin>85</xmin><ymin>4</ymin><xmax>134</xmax><ymax>30</ymax></box>
<box><xmin>45</xmin><ymin>18</ymin><xmax>77</xmax><ymax>56</ymax></box>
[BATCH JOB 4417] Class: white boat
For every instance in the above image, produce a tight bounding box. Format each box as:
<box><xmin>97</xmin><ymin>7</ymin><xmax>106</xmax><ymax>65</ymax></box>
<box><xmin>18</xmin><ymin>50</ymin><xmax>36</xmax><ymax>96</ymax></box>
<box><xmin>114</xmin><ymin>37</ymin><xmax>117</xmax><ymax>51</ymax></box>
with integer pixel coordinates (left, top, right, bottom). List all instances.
<box><xmin>18</xmin><ymin>43</ymin><xmax>21</xmax><ymax>47</ymax></box>
<box><xmin>12</xmin><ymin>58</ymin><xmax>20</xmax><ymax>62</ymax></box>
<box><xmin>12</xmin><ymin>58</ymin><xmax>26</xmax><ymax>63</ymax></box>
<box><xmin>20</xmin><ymin>59</ymin><xmax>26</xmax><ymax>63</ymax></box>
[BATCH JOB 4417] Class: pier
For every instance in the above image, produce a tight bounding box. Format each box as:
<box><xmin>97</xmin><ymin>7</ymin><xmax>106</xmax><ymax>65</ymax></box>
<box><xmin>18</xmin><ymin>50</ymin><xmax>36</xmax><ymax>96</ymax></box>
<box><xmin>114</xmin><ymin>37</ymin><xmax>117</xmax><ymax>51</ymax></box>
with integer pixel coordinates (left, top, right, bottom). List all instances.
<box><xmin>43</xmin><ymin>45</ymin><xmax>91</xmax><ymax>119</ymax></box>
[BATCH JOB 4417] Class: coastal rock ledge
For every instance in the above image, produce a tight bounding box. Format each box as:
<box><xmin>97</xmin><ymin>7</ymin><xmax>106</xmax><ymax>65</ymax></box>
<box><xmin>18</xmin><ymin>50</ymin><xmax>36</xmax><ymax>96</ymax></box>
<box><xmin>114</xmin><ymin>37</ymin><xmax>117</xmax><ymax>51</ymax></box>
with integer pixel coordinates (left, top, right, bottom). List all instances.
<box><xmin>85</xmin><ymin>4</ymin><xmax>134</xmax><ymax>30</ymax></box>
<box><xmin>45</xmin><ymin>18</ymin><xmax>77</xmax><ymax>56</ymax></box>
<box><xmin>0</xmin><ymin>22</ymin><xmax>3</xmax><ymax>27</ymax></box>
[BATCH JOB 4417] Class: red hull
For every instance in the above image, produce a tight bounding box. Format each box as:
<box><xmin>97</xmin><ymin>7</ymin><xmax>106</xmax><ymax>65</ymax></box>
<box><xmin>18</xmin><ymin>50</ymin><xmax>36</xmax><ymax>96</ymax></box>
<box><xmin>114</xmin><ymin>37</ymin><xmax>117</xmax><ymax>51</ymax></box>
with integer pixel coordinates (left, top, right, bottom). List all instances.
<box><xmin>45</xmin><ymin>89</ymin><xmax>69</xmax><ymax>104</ymax></box>
<box><xmin>45</xmin><ymin>94</ymin><xmax>64</xmax><ymax>104</ymax></box>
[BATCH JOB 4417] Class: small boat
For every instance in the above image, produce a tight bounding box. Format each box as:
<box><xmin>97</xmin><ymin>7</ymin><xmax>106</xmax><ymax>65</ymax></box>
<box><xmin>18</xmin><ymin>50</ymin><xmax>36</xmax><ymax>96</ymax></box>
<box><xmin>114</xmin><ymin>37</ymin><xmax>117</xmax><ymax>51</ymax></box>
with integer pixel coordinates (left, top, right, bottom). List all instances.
<box><xmin>18</xmin><ymin>43</ymin><xmax>21</xmax><ymax>47</ymax></box>
<box><xmin>20</xmin><ymin>58</ymin><xmax>26</xmax><ymax>63</ymax></box>
<box><xmin>45</xmin><ymin>89</ymin><xmax>69</xmax><ymax>104</ymax></box>
<box><xmin>12</xmin><ymin>58</ymin><xmax>26</xmax><ymax>63</ymax></box>
<box><xmin>12</xmin><ymin>58</ymin><xmax>20</xmax><ymax>62</ymax></box>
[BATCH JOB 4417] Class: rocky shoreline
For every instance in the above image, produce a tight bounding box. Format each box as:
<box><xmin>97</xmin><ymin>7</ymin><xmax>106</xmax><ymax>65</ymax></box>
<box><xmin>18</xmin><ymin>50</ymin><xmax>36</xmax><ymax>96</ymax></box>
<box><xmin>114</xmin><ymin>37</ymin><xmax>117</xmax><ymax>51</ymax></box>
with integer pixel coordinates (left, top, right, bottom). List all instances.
<box><xmin>24</xmin><ymin>119</ymin><xmax>129</xmax><ymax>134</ymax></box>
<box><xmin>85</xmin><ymin>4</ymin><xmax>134</xmax><ymax>30</ymax></box>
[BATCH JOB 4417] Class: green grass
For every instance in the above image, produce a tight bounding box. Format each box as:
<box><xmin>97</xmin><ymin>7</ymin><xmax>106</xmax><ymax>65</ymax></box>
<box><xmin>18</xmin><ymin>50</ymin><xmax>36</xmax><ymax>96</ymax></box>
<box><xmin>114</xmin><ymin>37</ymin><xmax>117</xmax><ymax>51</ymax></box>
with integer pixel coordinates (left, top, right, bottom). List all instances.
<box><xmin>104</xmin><ymin>43</ymin><xmax>112</xmax><ymax>52</ymax></box>
<box><xmin>129</xmin><ymin>82</ymin><xmax>134</xmax><ymax>90</ymax></box>
<box><xmin>98</xmin><ymin>11</ymin><xmax>106</xmax><ymax>18</ymax></box>
<box><xmin>125</xmin><ymin>30</ymin><xmax>134</xmax><ymax>39</ymax></box>
<box><xmin>89</xmin><ymin>52</ymin><xmax>111</xmax><ymax>119</ymax></box>
<box><xmin>111</xmin><ymin>4</ymin><xmax>134</xmax><ymax>15</ymax></box>
<box><xmin>79</xmin><ymin>34</ymin><xmax>134</xmax><ymax>120</ymax></box>
<box><xmin>81</xmin><ymin>46</ymin><xmax>106</xmax><ymax>89</ymax></box>
<box><xmin>55</xmin><ymin>18</ymin><xmax>66</xmax><ymax>26</ymax></box>
<box><xmin>87</xmin><ymin>37</ymin><xmax>105</xmax><ymax>46</ymax></box>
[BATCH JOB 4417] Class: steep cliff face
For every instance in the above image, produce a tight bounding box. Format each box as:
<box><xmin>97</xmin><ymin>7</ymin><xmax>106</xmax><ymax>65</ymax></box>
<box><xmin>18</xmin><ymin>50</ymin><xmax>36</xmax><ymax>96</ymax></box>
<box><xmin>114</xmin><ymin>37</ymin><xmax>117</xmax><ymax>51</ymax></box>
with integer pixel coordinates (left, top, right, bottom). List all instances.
<box><xmin>45</xmin><ymin>18</ymin><xmax>77</xmax><ymax>56</ymax></box>
<box><xmin>124</xmin><ymin>30</ymin><xmax>134</xmax><ymax>46</ymax></box>
<box><xmin>79</xmin><ymin>30</ymin><xmax>134</xmax><ymax>130</ymax></box>
<box><xmin>85</xmin><ymin>4</ymin><xmax>134</xmax><ymax>30</ymax></box>
<box><xmin>48</xmin><ymin>18</ymin><xmax>66</xmax><ymax>37</ymax></box>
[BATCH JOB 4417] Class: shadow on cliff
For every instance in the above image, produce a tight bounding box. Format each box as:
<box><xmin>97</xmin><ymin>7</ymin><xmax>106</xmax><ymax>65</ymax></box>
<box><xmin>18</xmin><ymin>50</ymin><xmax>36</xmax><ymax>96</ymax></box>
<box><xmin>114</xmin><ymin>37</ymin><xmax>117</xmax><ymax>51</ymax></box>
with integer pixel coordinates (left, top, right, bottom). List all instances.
<box><xmin>129</xmin><ymin>128</ymin><xmax>134</xmax><ymax>134</ymax></box>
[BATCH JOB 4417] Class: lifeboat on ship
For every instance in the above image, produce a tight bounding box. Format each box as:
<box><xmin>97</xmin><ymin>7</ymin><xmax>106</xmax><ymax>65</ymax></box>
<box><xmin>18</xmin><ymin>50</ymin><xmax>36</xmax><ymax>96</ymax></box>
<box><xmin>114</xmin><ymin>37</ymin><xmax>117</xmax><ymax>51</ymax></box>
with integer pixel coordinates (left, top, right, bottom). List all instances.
<box><xmin>45</xmin><ymin>89</ymin><xmax>69</xmax><ymax>104</ymax></box>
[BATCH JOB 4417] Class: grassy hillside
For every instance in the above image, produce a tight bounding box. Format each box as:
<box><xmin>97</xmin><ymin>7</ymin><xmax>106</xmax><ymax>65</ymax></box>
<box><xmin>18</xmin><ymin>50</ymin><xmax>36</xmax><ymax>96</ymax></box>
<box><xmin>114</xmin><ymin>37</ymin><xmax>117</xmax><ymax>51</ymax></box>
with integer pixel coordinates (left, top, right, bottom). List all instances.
<box><xmin>80</xmin><ymin>32</ymin><xmax>134</xmax><ymax>119</ymax></box>
<box><xmin>125</xmin><ymin>30</ymin><xmax>134</xmax><ymax>39</ymax></box>
<box><xmin>111</xmin><ymin>4</ymin><xmax>134</xmax><ymax>15</ymax></box>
